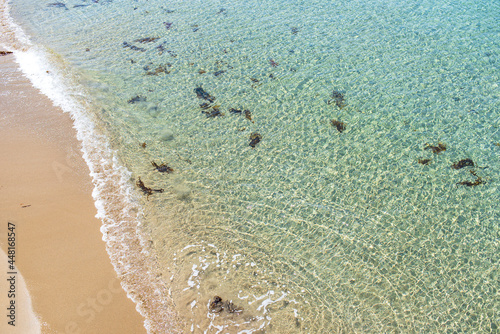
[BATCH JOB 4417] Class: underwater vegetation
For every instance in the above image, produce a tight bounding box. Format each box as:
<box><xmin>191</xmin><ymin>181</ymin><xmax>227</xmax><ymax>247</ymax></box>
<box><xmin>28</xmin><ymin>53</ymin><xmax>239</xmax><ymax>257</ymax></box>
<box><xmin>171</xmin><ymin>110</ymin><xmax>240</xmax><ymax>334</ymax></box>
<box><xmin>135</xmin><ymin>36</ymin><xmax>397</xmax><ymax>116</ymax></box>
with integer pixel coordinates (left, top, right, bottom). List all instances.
<box><xmin>122</xmin><ymin>42</ymin><xmax>146</xmax><ymax>52</ymax></box>
<box><xmin>424</xmin><ymin>142</ymin><xmax>447</xmax><ymax>154</ymax></box>
<box><xmin>457</xmin><ymin>170</ymin><xmax>485</xmax><ymax>187</ymax></box>
<box><xmin>209</xmin><ymin>296</ymin><xmax>242</xmax><ymax>314</ymax></box>
<box><xmin>328</xmin><ymin>90</ymin><xmax>347</xmax><ymax>109</ymax></box>
<box><xmin>136</xmin><ymin>177</ymin><xmax>164</xmax><ymax>199</ymax></box>
<box><xmin>194</xmin><ymin>86</ymin><xmax>215</xmax><ymax>103</ymax></box>
<box><xmin>152</xmin><ymin>161</ymin><xmax>174</xmax><ymax>173</ymax></box>
<box><xmin>451</xmin><ymin>158</ymin><xmax>475</xmax><ymax>169</ymax></box>
<box><xmin>331</xmin><ymin>119</ymin><xmax>346</xmax><ymax>133</ymax></box>
<box><xmin>418</xmin><ymin>158</ymin><xmax>432</xmax><ymax>165</ymax></box>
<box><xmin>249</xmin><ymin>133</ymin><xmax>262</xmax><ymax>148</ymax></box>
<box><xmin>128</xmin><ymin>95</ymin><xmax>147</xmax><ymax>104</ymax></box>
<box><xmin>47</xmin><ymin>2</ymin><xmax>68</xmax><ymax>10</ymax></box>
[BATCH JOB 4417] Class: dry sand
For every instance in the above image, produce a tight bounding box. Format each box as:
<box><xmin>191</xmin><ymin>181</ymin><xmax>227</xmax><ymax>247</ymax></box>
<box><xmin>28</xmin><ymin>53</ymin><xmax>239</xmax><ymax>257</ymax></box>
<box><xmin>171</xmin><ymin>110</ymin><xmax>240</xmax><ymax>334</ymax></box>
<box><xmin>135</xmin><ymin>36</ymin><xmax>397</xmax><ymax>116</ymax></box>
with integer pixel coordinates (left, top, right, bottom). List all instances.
<box><xmin>0</xmin><ymin>51</ymin><xmax>147</xmax><ymax>333</ymax></box>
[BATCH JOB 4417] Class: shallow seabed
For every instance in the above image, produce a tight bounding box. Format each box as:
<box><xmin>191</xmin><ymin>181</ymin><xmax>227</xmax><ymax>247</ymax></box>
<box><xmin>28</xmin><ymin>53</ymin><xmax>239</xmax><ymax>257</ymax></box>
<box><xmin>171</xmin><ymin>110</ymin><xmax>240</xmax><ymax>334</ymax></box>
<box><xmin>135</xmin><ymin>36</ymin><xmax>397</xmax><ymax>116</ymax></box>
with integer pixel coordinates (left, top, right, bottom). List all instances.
<box><xmin>7</xmin><ymin>0</ymin><xmax>500</xmax><ymax>332</ymax></box>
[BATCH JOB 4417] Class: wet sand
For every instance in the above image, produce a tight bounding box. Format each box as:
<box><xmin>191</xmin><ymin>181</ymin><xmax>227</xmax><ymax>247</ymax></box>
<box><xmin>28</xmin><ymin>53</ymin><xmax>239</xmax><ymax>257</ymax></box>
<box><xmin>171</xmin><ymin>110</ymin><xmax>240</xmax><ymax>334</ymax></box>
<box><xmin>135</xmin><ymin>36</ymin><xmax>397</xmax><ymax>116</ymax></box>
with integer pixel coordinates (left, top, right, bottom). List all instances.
<box><xmin>0</xmin><ymin>51</ymin><xmax>147</xmax><ymax>333</ymax></box>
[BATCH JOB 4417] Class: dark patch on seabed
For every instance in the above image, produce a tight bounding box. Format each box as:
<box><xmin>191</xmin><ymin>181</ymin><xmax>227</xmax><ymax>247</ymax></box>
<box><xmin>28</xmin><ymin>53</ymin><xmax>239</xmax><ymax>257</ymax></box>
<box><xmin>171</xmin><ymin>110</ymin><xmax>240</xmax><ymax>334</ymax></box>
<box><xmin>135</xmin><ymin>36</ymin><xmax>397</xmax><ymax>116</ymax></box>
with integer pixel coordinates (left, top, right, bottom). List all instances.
<box><xmin>136</xmin><ymin>177</ymin><xmax>163</xmax><ymax>199</ymax></box>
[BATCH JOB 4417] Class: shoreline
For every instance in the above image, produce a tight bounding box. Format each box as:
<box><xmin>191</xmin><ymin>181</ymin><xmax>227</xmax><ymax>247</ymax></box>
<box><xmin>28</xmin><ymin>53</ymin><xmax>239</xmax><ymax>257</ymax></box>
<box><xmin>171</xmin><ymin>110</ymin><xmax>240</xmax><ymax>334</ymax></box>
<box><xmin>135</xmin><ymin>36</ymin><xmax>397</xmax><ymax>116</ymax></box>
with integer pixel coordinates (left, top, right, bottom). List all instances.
<box><xmin>0</xmin><ymin>51</ymin><xmax>147</xmax><ymax>333</ymax></box>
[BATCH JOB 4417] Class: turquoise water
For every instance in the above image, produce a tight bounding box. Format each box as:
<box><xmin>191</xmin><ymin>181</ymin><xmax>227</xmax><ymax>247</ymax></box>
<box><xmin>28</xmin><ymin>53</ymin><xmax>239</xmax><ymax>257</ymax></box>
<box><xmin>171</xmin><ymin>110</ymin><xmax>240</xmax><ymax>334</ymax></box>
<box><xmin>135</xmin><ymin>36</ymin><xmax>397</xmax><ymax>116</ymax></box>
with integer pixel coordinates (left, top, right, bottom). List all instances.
<box><xmin>5</xmin><ymin>0</ymin><xmax>500</xmax><ymax>332</ymax></box>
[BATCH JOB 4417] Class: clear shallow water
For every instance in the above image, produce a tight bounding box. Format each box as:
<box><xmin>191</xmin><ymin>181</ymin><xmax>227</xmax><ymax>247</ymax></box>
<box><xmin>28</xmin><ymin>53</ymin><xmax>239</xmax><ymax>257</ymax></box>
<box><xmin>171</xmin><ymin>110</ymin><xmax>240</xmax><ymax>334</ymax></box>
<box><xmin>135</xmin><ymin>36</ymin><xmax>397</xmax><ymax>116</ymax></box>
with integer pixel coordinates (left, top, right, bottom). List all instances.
<box><xmin>5</xmin><ymin>0</ymin><xmax>500</xmax><ymax>332</ymax></box>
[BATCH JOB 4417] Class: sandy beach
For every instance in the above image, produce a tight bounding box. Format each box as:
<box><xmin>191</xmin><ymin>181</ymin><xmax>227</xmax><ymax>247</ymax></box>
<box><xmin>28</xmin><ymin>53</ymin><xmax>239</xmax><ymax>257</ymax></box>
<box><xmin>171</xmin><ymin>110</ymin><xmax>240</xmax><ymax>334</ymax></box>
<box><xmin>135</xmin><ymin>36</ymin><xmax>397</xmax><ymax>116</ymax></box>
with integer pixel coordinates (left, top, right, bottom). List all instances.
<box><xmin>0</xmin><ymin>51</ymin><xmax>147</xmax><ymax>333</ymax></box>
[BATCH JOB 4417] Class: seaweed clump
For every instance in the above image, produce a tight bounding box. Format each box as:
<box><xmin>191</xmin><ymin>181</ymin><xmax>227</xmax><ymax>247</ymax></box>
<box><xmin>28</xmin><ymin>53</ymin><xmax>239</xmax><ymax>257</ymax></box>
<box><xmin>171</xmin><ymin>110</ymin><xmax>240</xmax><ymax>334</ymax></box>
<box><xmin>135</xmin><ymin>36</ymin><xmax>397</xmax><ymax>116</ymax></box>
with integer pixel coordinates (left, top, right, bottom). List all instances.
<box><xmin>134</xmin><ymin>37</ymin><xmax>159</xmax><ymax>43</ymax></box>
<box><xmin>328</xmin><ymin>90</ymin><xmax>346</xmax><ymax>109</ymax></box>
<box><xmin>330</xmin><ymin>119</ymin><xmax>346</xmax><ymax>133</ymax></box>
<box><xmin>230</xmin><ymin>108</ymin><xmax>254</xmax><ymax>122</ymax></box>
<box><xmin>245</xmin><ymin>110</ymin><xmax>253</xmax><ymax>122</ymax></box>
<box><xmin>202</xmin><ymin>106</ymin><xmax>224</xmax><ymax>118</ymax></box>
<box><xmin>0</xmin><ymin>51</ymin><xmax>13</xmax><ymax>56</ymax></box>
<box><xmin>145</xmin><ymin>64</ymin><xmax>171</xmax><ymax>76</ymax></box>
<box><xmin>424</xmin><ymin>142</ymin><xmax>446</xmax><ymax>154</ymax></box>
<box><xmin>418</xmin><ymin>158</ymin><xmax>432</xmax><ymax>165</ymax></box>
<box><xmin>209</xmin><ymin>296</ymin><xmax>242</xmax><ymax>314</ymax></box>
<box><xmin>457</xmin><ymin>170</ymin><xmax>485</xmax><ymax>187</ymax></box>
<box><xmin>123</xmin><ymin>42</ymin><xmax>146</xmax><ymax>52</ymax></box>
<box><xmin>249</xmin><ymin>132</ymin><xmax>262</xmax><ymax>148</ymax></box>
<box><xmin>47</xmin><ymin>2</ymin><xmax>68</xmax><ymax>9</ymax></box>
<box><xmin>136</xmin><ymin>177</ymin><xmax>164</xmax><ymax>199</ymax></box>
<box><xmin>194</xmin><ymin>86</ymin><xmax>215</xmax><ymax>103</ymax></box>
<box><xmin>152</xmin><ymin>161</ymin><xmax>174</xmax><ymax>173</ymax></box>
<box><xmin>128</xmin><ymin>95</ymin><xmax>147</xmax><ymax>104</ymax></box>
<box><xmin>451</xmin><ymin>158</ymin><xmax>474</xmax><ymax>169</ymax></box>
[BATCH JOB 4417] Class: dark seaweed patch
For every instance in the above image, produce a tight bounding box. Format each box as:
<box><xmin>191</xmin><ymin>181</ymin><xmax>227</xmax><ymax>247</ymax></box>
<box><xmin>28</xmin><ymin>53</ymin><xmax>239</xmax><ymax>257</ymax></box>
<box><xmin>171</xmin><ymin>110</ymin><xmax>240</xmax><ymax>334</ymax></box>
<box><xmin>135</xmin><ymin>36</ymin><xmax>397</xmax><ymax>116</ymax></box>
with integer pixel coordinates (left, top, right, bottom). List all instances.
<box><xmin>156</xmin><ymin>42</ymin><xmax>166</xmax><ymax>54</ymax></box>
<box><xmin>418</xmin><ymin>158</ymin><xmax>432</xmax><ymax>165</ymax></box>
<box><xmin>152</xmin><ymin>161</ymin><xmax>174</xmax><ymax>173</ymax></box>
<box><xmin>328</xmin><ymin>90</ymin><xmax>346</xmax><ymax>109</ymax></box>
<box><xmin>134</xmin><ymin>37</ymin><xmax>160</xmax><ymax>43</ymax></box>
<box><xmin>244</xmin><ymin>110</ymin><xmax>253</xmax><ymax>122</ymax></box>
<box><xmin>209</xmin><ymin>296</ymin><xmax>242</xmax><ymax>314</ymax></box>
<box><xmin>200</xmin><ymin>102</ymin><xmax>211</xmax><ymax>110</ymax></box>
<box><xmin>136</xmin><ymin>177</ymin><xmax>164</xmax><ymax>199</ymax></box>
<box><xmin>0</xmin><ymin>51</ymin><xmax>13</xmax><ymax>56</ymax></box>
<box><xmin>128</xmin><ymin>95</ymin><xmax>147</xmax><ymax>104</ymax></box>
<box><xmin>47</xmin><ymin>2</ymin><xmax>68</xmax><ymax>9</ymax></box>
<box><xmin>249</xmin><ymin>133</ymin><xmax>262</xmax><ymax>148</ymax></box>
<box><xmin>331</xmin><ymin>119</ymin><xmax>346</xmax><ymax>133</ymax></box>
<box><xmin>424</xmin><ymin>143</ymin><xmax>446</xmax><ymax>154</ymax></box>
<box><xmin>451</xmin><ymin>158</ymin><xmax>474</xmax><ymax>170</ymax></box>
<box><xmin>145</xmin><ymin>64</ymin><xmax>171</xmax><ymax>75</ymax></box>
<box><xmin>457</xmin><ymin>170</ymin><xmax>485</xmax><ymax>187</ymax></box>
<box><xmin>194</xmin><ymin>86</ymin><xmax>215</xmax><ymax>103</ymax></box>
<box><xmin>123</xmin><ymin>42</ymin><xmax>146</xmax><ymax>52</ymax></box>
<box><xmin>202</xmin><ymin>106</ymin><xmax>224</xmax><ymax>118</ymax></box>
